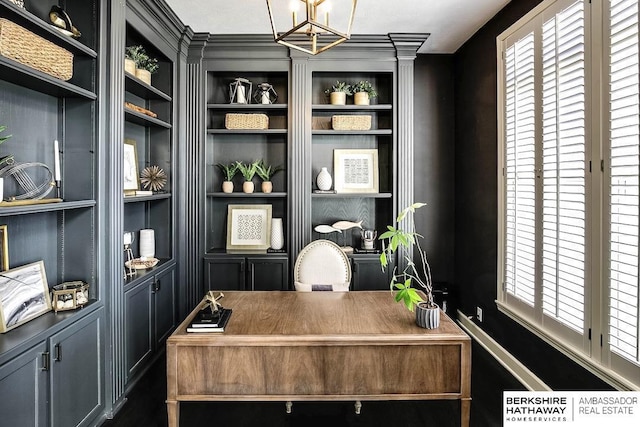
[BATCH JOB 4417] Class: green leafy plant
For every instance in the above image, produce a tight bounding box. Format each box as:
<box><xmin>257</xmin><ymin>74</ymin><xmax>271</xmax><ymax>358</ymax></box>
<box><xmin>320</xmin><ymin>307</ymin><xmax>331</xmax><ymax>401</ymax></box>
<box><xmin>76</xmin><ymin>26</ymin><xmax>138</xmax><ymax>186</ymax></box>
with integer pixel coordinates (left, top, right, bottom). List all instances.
<box><xmin>324</xmin><ymin>80</ymin><xmax>352</xmax><ymax>95</ymax></box>
<box><xmin>353</xmin><ymin>80</ymin><xmax>378</xmax><ymax>98</ymax></box>
<box><xmin>125</xmin><ymin>45</ymin><xmax>159</xmax><ymax>74</ymax></box>
<box><xmin>216</xmin><ymin>162</ymin><xmax>239</xmax><ymax>181</ymax></box>
<box><xmin>236</xmin><ymin>160</ymin><xmax>260</xmax><ymax>181</ymax></box>
<box><xmin>379</xmin><ymin>203</ymin><xmax>434</xmax><ymax>311</ymax></box>
<box><xmin>255</xmin><ymin>160</ymin><xmax>284</xmax><ymax>181</ymax></box>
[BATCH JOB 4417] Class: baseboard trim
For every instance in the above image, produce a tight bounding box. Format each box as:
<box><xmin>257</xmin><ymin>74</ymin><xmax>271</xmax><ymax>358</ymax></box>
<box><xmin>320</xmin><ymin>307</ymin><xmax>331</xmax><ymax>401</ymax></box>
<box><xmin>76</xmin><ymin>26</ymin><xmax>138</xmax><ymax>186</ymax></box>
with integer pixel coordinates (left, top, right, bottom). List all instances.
<box><xmin>456</xmin><ymin>310</ymin><xmax>551</xmax><ymax>391</ymax></box>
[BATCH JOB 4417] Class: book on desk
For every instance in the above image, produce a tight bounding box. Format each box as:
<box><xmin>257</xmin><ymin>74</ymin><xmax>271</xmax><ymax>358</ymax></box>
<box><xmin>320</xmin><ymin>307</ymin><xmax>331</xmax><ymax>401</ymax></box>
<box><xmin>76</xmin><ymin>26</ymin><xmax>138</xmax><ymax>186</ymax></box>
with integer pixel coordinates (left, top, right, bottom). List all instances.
<box><xmin>186</xmin><ymin>307</ymin><xmax>232</xmax><ymax>333</ymax></box>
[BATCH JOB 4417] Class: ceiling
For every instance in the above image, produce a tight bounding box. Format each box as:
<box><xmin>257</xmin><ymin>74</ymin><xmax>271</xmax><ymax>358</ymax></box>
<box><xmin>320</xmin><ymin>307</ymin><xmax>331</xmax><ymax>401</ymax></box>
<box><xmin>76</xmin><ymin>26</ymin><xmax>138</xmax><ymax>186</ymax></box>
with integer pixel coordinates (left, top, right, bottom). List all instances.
<box><xmin>164</xmin><ymin>0</ymin><xmax>511</xmax><ymax>54</ymax></box>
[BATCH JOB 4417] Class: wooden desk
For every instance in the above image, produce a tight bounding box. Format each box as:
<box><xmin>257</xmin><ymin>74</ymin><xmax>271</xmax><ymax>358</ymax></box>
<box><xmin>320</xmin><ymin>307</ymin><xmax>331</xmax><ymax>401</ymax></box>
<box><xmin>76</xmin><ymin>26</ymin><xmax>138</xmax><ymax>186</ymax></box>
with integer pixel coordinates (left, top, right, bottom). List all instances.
<box><xmin>166</xmin><ymin>291</ymin><xmax>471</xmax><ymax>426</ymax></box>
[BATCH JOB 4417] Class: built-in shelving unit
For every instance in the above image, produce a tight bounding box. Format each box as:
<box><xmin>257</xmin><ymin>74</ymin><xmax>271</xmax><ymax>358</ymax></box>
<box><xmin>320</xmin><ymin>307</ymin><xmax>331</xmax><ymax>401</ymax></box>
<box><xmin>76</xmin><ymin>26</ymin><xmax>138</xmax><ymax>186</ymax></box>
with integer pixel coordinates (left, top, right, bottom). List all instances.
<box><xmin>0</xmin><ymin>1</ymin><xmax>104</xmax><ymax>425</ymax></box>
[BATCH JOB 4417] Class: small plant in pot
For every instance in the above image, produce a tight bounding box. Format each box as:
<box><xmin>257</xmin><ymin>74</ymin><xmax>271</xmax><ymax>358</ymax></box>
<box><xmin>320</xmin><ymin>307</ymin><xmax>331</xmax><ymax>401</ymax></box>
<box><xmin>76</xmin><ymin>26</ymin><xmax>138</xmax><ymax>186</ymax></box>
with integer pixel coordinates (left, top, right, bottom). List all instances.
<box><xmin>379</xmin><ymin>202</ymin><xmax>439</xmax><ymax>329</ymax></box>
<box><xmin>256</xmin><ymin>160</ymin><xmax>284</xmax><ymax>194</ymax></box>
<box><xmin>236</xmin><ymin>160</ymin><xmax>260</xmax><ymax>193</ymax></box>
<box><xmin>124</xmin><ymin>45</ymin><xmax>144</xmax><ymax>75</ymax></box>
<box><xmin>324</xmin><ymin>81</ymin><xmax>352</xmax><ymax>105</ymax></box>
<box><xmin>136</xmin><ymin>52</ymin><xmax>159</xmax><ymax>85</ymax></box>
<box><xmin>353</xmin><ymin>80</ymin><xmax>378</xmax><ymax>105</ymax></box>
<box><xmin>216</xmin><ymin>162</ymin><xmax>239</xmax><ymax>193</ymax></box>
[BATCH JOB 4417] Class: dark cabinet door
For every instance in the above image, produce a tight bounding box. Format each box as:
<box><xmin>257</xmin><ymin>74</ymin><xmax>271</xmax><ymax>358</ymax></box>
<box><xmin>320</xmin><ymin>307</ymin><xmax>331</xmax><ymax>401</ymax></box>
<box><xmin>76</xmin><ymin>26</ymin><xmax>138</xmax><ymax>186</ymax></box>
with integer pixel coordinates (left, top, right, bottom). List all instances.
<box><xmin>204</xmin><ymin>256</ymin><xmax>247</xmax><ymax>290</ymax></box>
<box><xmin>125</xmin><ymin>279</ymin><xmax>154</xmax><ymax>380</ymax></box>
<box><xmin>0</xmin><ymin>341</ymin><xmax>48</xmax><ymax>427</ymax></box>
<box><xmin>154</xmin><ymin>268</ymin><xmax>177</xmax><ymax>347</ymax></box>
<box><xmin>351</xmin><ymin>255</ymin><xmax>393</xmax><ymax>291</ymax></box>
<box><xmin>248</xmin><ymin>256</ymin><xmax>289</xmax><ymax>290</ymax></box>
<box><xmin>50</xmin><ymin>309</ymin><xmax>103</xmax><ymax>427</ymax></box>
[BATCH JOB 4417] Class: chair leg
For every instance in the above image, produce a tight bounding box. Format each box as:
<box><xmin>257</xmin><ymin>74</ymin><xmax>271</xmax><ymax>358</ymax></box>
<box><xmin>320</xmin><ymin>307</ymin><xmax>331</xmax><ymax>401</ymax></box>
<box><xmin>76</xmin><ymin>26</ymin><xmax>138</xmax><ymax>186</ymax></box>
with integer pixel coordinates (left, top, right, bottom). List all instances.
<box><xmin>285</xmin><ymin>401</ymin><xmax>293</xmax><ymax>414</ymax></box>
<box><xmin>354</xmin><ymin>400</ymin><xmax>362</xmax><ymax>415</ymax></box>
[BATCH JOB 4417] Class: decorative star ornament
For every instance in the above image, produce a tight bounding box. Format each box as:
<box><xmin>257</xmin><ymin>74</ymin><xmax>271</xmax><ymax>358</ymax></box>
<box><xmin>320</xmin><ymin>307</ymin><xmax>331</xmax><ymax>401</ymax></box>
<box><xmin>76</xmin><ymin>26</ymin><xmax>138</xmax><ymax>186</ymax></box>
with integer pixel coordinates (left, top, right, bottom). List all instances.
<box><xmin>140</xmin><ymin>165</ymin><xmax>167</xmax><ymax>191</ymax></box>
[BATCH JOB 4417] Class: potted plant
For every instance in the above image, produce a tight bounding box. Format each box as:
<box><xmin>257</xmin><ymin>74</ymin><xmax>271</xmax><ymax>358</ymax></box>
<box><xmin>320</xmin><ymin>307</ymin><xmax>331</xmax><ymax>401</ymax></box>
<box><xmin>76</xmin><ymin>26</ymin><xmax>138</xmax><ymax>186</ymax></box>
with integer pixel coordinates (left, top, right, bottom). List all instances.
<box><xmin>236</xmin><ymin>160</ymin><xmax>260</xmax><ymax>193</ymax></box>
<box><xmin>379</xmin><ymin>202</ymin><xmax>439</xmax><ymax>329</ymax></box>
<box><xmin>216</xmin><ymin>162</ymin><xmax>239</xmax><ymax>193</ymax></box>
<box><xmin>256</xmin><ymin>160</ymin><xmax>284</xmax><ymax>193</ymax></box>
<box><xmin>124</xmin><ymin>45</ymin><xmax>143</xmax><ymax>75</ymax></box>
<box><xmin>353</xmin><ymin>80</ymin><xmax>378</xmax><ymax>105</ymax></box>
<box><xmin>324</xmin><ymin>81</ymin><xmax>352</xmax><ymax>105</ymax></box>
<box><xmin>135</xmin><ymin>51</ymin><xmax>159</xmax><ymax>85</ymax></box>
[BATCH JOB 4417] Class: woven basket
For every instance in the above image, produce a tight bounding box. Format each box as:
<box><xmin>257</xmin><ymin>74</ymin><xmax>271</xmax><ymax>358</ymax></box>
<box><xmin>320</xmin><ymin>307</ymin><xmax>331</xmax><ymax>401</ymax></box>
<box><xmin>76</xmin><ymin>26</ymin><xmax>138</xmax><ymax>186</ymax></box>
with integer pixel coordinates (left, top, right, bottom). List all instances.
<box><xmin>0</xmin><ymin>18</ymin><xmax>73</xmax><ymax>81</ymax></box>
<box><xmin>225</xmin><ymin>113</ymin><xmax>269</xmax><ymax>130</ymax></box>
<box><xmin>332</xmin><ymin>115</ymin><xmax>372</xmax><ymax>131</ymax></box>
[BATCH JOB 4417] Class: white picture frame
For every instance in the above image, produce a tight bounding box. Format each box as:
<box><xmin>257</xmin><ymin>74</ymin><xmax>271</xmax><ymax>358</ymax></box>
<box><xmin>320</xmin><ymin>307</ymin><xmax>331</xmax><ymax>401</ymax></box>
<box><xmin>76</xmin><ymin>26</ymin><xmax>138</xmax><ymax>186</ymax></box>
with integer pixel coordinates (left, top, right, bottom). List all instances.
<box><xmin>226</xmin><ymin>204</ymin><xmax>272</xmax><ymax>251</ymax></box>
<box><xmin>333</xmin><ymin>149</ymin><xmax>379</xmax><ymax>193</ymax></box>
<box><xmin>0</xmin><ymin>261</ymin><xmax>52</xmax><ymax>333</ymax></box>
<box><xmin>123</xmin><ymin>139</ymin><xmax>140</xmax><ymax>191</ymax></box>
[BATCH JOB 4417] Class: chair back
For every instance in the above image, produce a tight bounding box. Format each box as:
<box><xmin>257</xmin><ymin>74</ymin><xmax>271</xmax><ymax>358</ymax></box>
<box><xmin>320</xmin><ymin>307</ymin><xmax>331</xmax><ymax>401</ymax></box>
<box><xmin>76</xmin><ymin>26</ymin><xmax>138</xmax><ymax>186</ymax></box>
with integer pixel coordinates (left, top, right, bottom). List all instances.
<box><xmin>293</xmin><ymin>240</ymin><xmax>351</xmax><ymax>291</ymax></box>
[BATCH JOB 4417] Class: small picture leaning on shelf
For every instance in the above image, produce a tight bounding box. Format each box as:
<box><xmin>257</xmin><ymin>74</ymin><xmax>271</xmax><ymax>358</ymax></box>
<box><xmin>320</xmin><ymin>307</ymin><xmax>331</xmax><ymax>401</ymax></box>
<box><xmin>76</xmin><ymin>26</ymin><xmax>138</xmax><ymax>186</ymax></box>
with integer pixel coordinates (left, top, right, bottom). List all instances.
<box><xmin>0</xmin><ymin>261</ymin><xmax>52</xmax><ymax>333</ymax></box>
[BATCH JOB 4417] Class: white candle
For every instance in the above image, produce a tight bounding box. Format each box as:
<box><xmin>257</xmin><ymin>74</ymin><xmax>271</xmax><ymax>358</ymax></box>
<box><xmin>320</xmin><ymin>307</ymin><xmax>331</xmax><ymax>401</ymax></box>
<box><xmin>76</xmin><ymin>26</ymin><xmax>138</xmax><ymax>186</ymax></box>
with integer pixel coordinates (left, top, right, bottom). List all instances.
<box><xmin>236</xmin><ymin>86</ymin><xmax>246</xmax><ymax>104</ymax></box>
<box><xmin>54</xmin><ymin>140</ymin><xmax>61</xmax><ymax>181</ymax></box>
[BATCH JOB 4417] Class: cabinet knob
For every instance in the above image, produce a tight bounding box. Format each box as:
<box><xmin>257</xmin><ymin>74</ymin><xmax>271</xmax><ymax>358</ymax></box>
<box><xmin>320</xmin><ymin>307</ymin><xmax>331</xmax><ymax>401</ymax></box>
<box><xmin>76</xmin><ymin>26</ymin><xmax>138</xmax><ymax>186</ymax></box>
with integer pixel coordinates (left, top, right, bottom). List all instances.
<box><xmin>41</xmin><ymin>352</ymin><xmax>50</xmax><ymax>371</ymax></box>
<box><xmin>54</xmin><ymin>343</ymin><xmax>62</xmax><ymax>362</ymax></box>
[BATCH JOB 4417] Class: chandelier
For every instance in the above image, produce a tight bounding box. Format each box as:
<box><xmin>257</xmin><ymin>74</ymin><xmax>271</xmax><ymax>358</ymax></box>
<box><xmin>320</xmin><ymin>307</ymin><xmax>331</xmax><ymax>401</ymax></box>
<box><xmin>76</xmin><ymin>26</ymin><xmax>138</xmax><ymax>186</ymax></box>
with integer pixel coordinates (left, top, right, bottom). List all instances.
<box><xmin>266</xmin><ymin>0</ymin><xmax>357</xmax><ymax>55</ymax></box>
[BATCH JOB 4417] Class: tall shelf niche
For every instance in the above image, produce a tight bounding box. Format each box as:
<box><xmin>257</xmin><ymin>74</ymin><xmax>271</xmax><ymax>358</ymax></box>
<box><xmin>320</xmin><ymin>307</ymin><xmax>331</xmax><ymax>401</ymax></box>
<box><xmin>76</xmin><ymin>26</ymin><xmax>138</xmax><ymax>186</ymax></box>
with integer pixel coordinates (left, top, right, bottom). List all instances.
<box><xmin>0</xmin><ymin>0</ymin><xmax>104</xmax><ymax>426</ymax></box>
<box><xmin>123</xmin><ymin>24</ymin><xmax>174</xmax><ymax>278</ymax></box>
<box><xmin>311</xmin><ymin>72</ymin><xmax>394</xmax><ymax>251</ymax></box>
<box><xmin>204</xmin><ymin>71</ymin><xmax>289</xmax><ymax>291</ymax></box>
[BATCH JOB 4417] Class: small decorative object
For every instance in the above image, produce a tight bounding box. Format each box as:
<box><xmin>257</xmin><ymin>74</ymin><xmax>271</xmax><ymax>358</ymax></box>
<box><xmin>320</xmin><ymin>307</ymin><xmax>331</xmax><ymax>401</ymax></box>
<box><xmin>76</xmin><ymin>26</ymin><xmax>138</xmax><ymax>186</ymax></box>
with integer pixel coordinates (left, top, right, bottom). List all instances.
<box><xmin>314</xmin><ymin>224</ymin><xmax>342</xmax><ymax>234</ymax></box>
<box><xmin>0</xmin><ymin>18</ymin><xmax>74</xmax><ymax>81</ymax></box>
<box><xmin>125</xmin><ymin>257</ymin><xmax>159</xmax><ymax>270</ymax></box>
<box><xmin>49</xmin><ymin>5</ymin><xmax>81</xmax><ymax>38</ymax></box>
<box><xmin>270</xmin><ymin>218</ymin><xmax>285</xmax><ymax>250</ymax></box>
<box><xmin>0</xmin><ymin>225</ymin><xmax>8</xmax><ymax>272</ymax></box>
<box><xmin>124</xmin><ymin>101</ymin><xmax>157</xmax><ymax>118</ymax></box>
<box><xmin>140</xmin><ymin>165</ymin><xmax>167</xmax><ymax>192</ymax></box>
<box><xmin>8</xmin><ymin>0</ymin><xmax>25</xmax><ymax>9</ymax></box>
<box><xmin>256</xmin><ymin>160</ymin><xmax>284</xmax><ymax>194</ymax></box>
<box><xmin>0</xmin><ymin>261</ymin><xmax>52</xmax><ymax>333</ymax></box>
<box><xmin>353</xmin><ymin>81</ymin><xmax>378</xmax><ymax>105</ymax></box>
<box><xmin>237</xmin><ymin>160</ymin><xmax>259</xmax><ymax>193</ymax></box>
<box><xmin>139</xmin><ymin>229</ymin><xmax>155</xmax><ymax>258</ymax></box>
<box><xmin>53</xmin><ymin>139</ymin><xmax>61</xmax><ymax>198</ymax></box>
<box><xmin>379</xmin><ymin>203</ymin><xmax>439</xmax><ymax>329</ymax></box>
<box><xmin>124</xmin><ymin>45</ymin><xmax>143</xmax><ymax>75</ymax></box>
<box><xmin>361</xmin><ymin>229</ymin><xmax>377</xmax><ymax>250</ymax></box>
<box><xmin>229</xmin><ymin>77</ymin><xmax>252</xmax><ymax>104</ymax></box>
<box><xmin>324</xmin><ymin>81</ymin><xmax>352</xmax><ymax>105</ymax></box>
<box><xmin>226</xmin><ymin>204</ymin><xmax>272</xmax><ymax>252</ymax></box>
<box><xmin>203</xmin><ymin>290</ymin><xmax>224</xmax><ymax>313</ymax></box>
<box><xmin>0</xmin><ymin>126</ymin><xmax>11</xmax><ymax>199</ymax></box>
<box><xmin>0</xmin><ymin>160</ymin><xmax>55</xmax><ymax>201</ymax></box>
<box><xmin>254</xmin><ymin>83</ymin><xmax>278</xmax><ymax>104</ymax></box>
<box><xmin>316</xmin><ymin>167</ymin><xmax>332</xmax><ymax>191</ymax></box>
<box><xmin>331</xmin><ymin>220</ymin><xmax>363</xmax><ymax>253</ymax></box>
<box><xmin>216</xmin><ymin>162</ymin><xmax>239</xmax><ymax>193</ymax></box>
<box><xmin>333</xmin><ymin>149</ymin><xmax>379</xmax><ymax>194</ymax></box>
<box><xmin>123</xmin><ymin>139</ymin><xmax>139</xmax><ymax>193</ymax></box>
<box><xmin>51</xmin><ymin>281</ymin><xmax>89</xmax><ymax>312</ymax></box>
<box><xmin>124</xmin><ymin>231</ymin><xmax>136</xmax><ymax>278</ymax></box>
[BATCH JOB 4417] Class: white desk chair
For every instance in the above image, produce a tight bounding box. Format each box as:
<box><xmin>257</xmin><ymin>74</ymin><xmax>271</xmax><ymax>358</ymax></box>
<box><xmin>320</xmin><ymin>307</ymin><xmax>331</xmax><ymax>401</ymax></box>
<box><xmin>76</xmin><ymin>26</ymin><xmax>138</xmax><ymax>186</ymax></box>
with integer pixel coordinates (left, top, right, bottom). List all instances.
<box><xmin>293</xmin><ymin>239</ymin><xmax>351</xmax><ymax>292</ymax></box>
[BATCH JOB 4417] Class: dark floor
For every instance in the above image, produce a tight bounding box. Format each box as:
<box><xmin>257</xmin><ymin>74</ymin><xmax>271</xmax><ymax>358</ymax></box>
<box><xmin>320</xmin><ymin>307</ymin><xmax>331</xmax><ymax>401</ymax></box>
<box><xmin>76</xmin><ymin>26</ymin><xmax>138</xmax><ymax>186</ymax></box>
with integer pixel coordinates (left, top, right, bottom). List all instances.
<box><xmin>102</xmin><ymin>340</ymin><xmax>523</xmax><ymax>427</ymax></box>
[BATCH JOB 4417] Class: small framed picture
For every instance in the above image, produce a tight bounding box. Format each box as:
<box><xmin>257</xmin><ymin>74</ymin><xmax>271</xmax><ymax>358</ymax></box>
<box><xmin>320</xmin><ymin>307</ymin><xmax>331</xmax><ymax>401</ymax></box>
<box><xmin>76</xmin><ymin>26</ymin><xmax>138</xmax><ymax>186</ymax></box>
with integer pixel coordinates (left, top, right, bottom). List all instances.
<box><xmin>0</xmin><ymin>261</ymin><xmax>52</xmax><ymax>333</ymax></box>
<box><xmin>333</xmin><ymin>149</ymin><xmax>379</xmax><ymax>193</ymax></box>
<box><xmin>226</xmin><ymin>204</ymin><xmax>272</xmax><ymax>252</ymax></box>
<box><xmin>123</xmin><ymin>139</ymin><xmax>140</xmax><ymax>192</ymax></box>
<box><xmin>0</xmin><ymin>225</ymin><xmax>8</xmax><ymax>272</ymax></box>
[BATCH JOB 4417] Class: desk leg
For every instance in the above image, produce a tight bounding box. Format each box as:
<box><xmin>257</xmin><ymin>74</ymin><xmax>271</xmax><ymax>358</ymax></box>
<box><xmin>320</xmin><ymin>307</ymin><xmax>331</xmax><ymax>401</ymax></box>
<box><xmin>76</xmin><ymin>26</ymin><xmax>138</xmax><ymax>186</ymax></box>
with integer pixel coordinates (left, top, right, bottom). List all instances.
<box><xmin>167</xmin><ymin>400</ymin><xmax>180</xmax><ymax>427</ymax></box>
<box><xmin>461</xmin><ymin>398</ymin><xmax>471</xmax><ymax>427</ymax></box>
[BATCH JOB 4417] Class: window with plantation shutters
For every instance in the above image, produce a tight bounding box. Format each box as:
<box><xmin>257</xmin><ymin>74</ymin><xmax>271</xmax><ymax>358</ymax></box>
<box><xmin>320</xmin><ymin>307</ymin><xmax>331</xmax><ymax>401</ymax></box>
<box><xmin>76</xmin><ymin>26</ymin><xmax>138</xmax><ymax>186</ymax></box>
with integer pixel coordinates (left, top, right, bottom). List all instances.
<box><xmin>608</xmin><ymin>0</ymin><xmax>640</xmax><ymax>369</ymax></box>
<box><xmin>499</xmin><ymin>0</ymin><xmax>640</xmax><ymax>389</ymax></box>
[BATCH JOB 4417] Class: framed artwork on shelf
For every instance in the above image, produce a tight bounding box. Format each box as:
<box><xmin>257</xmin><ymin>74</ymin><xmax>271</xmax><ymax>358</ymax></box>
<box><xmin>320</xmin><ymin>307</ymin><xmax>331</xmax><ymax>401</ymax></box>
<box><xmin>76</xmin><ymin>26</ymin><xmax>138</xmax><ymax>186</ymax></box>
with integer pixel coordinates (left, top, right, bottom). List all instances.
<box><xmin>123</xmin><ymin>139</ymin><xmax>140</xmax><ymax>192</ymax></box>
<box><xmin>0</xmin><ymin>225</ymin><xmax>8</xmax><ymax>271</ymax></box>
<box><xmin>226</xmin><ymin>204</ymin><xmax>272</xmax><ymax>251</ymax></box>
<box><xmin>0</xmin><ymin>261</ymin><xmax>52</xmax><ymax>333</ymax></box>
<box><xmin>333</xmin><ymin>149</ymin><xmax>379</xmax><ymax>193</ymax></box>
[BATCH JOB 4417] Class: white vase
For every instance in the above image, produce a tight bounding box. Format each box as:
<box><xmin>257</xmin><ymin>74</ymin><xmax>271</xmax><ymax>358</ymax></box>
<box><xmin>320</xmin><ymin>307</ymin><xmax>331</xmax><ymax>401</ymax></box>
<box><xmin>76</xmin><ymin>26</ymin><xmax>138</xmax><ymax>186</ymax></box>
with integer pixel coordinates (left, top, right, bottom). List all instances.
<box><xmin>270</xmin><ymin>218</ymin><xmax>284</xmax><ymax>250</ymax></box>
<box><xmin>316</xmin><ymin>167</ymin><xmax>332</xmax><ymax>191</ymax></box>
<box><xmin>139</xmin><ymin>229</ymin><xmax>155</xmax><ymax>258</ymax></box>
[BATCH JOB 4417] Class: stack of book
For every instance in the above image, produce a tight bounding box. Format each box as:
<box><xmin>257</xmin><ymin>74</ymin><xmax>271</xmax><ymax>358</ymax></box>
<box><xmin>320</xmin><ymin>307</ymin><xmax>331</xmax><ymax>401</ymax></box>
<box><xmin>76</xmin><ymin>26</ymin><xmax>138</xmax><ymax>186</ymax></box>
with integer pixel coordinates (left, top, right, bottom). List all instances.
<box><xmin>186</xmin><ymin>306</ymin><xmax>232</xmax><ymax>333</ymax></box>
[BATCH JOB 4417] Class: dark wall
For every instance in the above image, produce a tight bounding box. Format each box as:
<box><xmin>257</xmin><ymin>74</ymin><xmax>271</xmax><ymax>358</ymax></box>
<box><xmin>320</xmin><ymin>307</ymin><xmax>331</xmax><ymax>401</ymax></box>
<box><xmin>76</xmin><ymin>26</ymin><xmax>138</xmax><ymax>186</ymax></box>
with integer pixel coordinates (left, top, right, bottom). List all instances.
<box><xmin>453</xmin><ymin>0</ymin><xmax>611</xmax><ymax>389</ymax></box>
<box><xmin>413</xmin><ymin>55</ymin><xmax>456</xmax><ymax>286</ymax></box>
